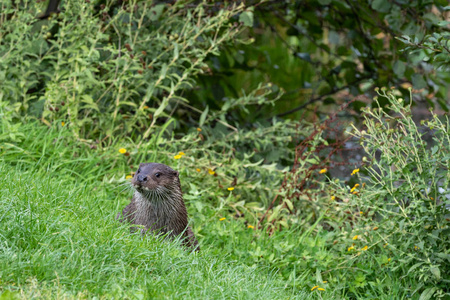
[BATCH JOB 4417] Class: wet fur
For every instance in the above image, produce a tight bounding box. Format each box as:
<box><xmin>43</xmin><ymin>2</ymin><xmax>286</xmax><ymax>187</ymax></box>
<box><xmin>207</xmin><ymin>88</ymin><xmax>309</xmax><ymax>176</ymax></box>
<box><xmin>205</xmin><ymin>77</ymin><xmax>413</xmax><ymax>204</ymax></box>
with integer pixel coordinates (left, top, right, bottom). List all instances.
<box><xmin>117</xmin><ymin>163</ymin><xmax>199</xmax><ymax>250</ymax></box>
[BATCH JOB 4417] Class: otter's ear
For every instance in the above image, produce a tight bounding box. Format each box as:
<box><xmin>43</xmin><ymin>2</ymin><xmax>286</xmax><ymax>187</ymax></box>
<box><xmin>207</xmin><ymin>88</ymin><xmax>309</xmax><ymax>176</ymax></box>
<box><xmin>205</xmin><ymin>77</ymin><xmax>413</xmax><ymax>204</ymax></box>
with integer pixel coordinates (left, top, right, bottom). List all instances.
<box><xmin>173</xmin><ymin>171</ymin><xmax>179</xmax><ymax>177</ymax></box>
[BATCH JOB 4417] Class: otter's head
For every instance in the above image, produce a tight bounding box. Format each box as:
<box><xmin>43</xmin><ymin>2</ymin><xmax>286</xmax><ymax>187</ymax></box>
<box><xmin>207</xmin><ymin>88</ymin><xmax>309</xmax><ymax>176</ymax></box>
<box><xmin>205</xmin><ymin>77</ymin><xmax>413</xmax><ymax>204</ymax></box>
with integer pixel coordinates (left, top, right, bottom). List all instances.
<box><xmin>132</xmin><ymin>163</ymin><xmax>180</xmax><ymax>200</ymax></box>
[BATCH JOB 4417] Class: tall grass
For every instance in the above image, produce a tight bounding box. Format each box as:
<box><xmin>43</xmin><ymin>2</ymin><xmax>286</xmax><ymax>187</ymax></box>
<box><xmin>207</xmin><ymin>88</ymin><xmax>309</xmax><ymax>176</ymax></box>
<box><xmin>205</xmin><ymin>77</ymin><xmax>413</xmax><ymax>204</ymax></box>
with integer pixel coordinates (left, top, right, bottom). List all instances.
<box><xmin>0</xmin><ymin>107</ymin><xmax>427</xmax><ymax>299</ymax></box>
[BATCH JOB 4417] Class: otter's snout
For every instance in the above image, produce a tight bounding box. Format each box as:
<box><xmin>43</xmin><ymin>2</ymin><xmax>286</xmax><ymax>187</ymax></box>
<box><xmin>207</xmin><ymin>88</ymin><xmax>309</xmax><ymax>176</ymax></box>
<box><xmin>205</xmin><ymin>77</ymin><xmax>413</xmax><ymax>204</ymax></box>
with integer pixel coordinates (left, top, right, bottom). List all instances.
<box><xmin>137</xmin><ymin>174</ymin><xmax>148</xmax><ymax>183</ymax></box>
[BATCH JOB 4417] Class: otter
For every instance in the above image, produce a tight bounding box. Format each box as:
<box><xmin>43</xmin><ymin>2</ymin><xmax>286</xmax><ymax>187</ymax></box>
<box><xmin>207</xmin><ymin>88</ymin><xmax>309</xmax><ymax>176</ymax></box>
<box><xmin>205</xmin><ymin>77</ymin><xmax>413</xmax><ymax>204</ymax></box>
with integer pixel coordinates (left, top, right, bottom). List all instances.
<box><xmin>117</xmin><ymin>163</ymin><xmax>199</xmax><ymax>250</ymax></box>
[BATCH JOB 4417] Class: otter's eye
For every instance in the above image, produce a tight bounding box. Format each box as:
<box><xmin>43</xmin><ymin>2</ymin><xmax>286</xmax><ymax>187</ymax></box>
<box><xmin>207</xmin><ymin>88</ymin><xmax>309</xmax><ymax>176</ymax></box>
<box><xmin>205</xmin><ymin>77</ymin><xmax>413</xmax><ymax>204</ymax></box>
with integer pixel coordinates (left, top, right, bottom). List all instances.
<box><xmin>137</xmin><ymin>168</ymin><xmax>141</xmax><ymax>174</ymax></box>
<box><xmin>155</xmin><ymin>172</ymin><xmax>161</xmax><ymax>178</ymax></box>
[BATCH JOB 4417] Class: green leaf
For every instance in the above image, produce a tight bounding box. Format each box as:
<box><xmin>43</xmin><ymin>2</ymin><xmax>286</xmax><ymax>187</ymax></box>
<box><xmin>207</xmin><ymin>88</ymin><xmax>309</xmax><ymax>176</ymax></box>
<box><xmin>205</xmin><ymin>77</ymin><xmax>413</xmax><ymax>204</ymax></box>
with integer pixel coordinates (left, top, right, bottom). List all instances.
<box><xmin>407</xmin><ymin>262</ymin><xmax>425</xmax><ymax>275</ymax></box>
<box><xmin>430</xmin><ymin>266</ymin><xmax>440</xmax><ymax>281</ymax></box>
<box><xmin>315</xmin><ymin>268</ymin><xmax>323</xmax><ymax>283</ymax></box>
<box><xmin>239</xmin><ymin>11</ymin><xmax>254</xmax><ymax>27</ymax></box>
<box><xmin>412</xmin><ymin>74</ymin><xmax>427</xmax><ymax>90</ymax></box>
<box><xmin>268</xmin><ymin>205</ymin><xmax>282</xmax><ymax>222</ymax></box>
<box><xmin>393</xmin><ymin>61</ymin><xmax>406</xmax><ymax>77</ymax></box>
<box><xmin>284</xmin><ymin>199</ymin><xmax>294</xmax><ymax>211</ymax></box>
<box><xmin>149</xmin><ymin>4</ymin><xmax>165</xmax><ymax>21</ymax></box>
<box><xmin>371</xmin><ymin>0</ymin><xmax>392</xmax><ymax>13</ymax></box>
<box><xmin>153</xmin><ymin>98</ymin><xmax>169</xmax><ymax>118</ymax></box>
<box><xmin>199</xmin><ymin>105</ymin><xmax>209</xmax><ymax>126</ymax></box>
<box><xmin>419</xmin><ymin>287</ymin><xmax>437</xmax><ymax>300</ymax></box>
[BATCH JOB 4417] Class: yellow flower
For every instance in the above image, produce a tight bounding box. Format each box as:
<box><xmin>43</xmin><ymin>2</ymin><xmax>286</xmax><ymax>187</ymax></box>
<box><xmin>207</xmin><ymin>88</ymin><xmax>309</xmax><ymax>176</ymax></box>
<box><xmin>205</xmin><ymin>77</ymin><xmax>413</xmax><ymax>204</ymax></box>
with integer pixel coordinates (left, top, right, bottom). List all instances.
<box><xmin>352</xmin><ymin>235</ymin><xmax>358</xmax><ymax>240</ymax></box>
<box><xmin>348</xmin><ymin>246</ymin><xmax>354</xmax><ymax>251</ymax></box>
<box><xmin>227</xmin><ymin>187</ymin><xmax>234</xmax><ymax>191</ymax></box>
<box><xmin>61</xmin><ymin>121</ymin><xmax>65</xmax><ymax>126</ymax></box>
<box><xmin>119</xmin><ymin>148</ymin><xmax>127</xmax><ymax>154</ymax></box>
<box><xmin>331</xmin><ymin>196</ymin><xmax>335</xmax><ymax>200</ymax></box>
<box><xmin>126</xmin><ymin>175</ymin><xmax>133</xmax><ymax>179</ymax></box>
<box><xmin>174</xmin><ymin>155</ymin><xmax>182</xmax><ymax>160</ymax></box>
<box><xmin>179</xmin><ymin>152</ymin><xmax>185</xmax><ymax>156</ymax></box>
<box><xmin>144</xmin><ymin>106</ymin><xmax>149</xmax><ymax>109</ymax></box>
<box><xmin>311</xmin><ymin>286</ymin><xmax>319</xmax><ymax>291</ymax></box>
<box><xmin>208</xmin><ymin>169</ymin><xmax>215</xmax><ymax>175</ymax></box>
<box><xmin>219</xmin><ymin>217</ymin><xmax>226</xmax><ymax>221</ymax></box>
<box><xmin>362</xmin><ymin>246</ymin><xmax>368</xmax><ymax>251</ymax></box>
<box><xmin>351</xmin><ymin>168</ymin><xmax>360</xmax><ymax>176</ymax></box>
<box><xmin>318</xmin><ymin>288</ymin><xmax>325</xmax><ymax>291</ymax></box>
<box><xmin>248</xmin><ymin>225</ymin><xmax>254</xmax><ymax>229</ymax></box>
<box><xmin>373</xmin><ymin>227</ymin><xmax>379</xmax><ymax>231</ymax></box>
<box><xmin>323</xmin><ymin>281</ymin><xmax>327</xmax><ymax>283</ymax></box>
<box><xmin>359</xmin><ymin>211</ymin><xmax>364</xmax><ymax>215</ymax></box>
<box><xmin>383</xmin><ymin>243</ymin><xmax>388</xmax><ymax>248</ymax></box>
<box><xmin>319</xmin><ymin>168</ymin><xmax>327</xmax><ymax>174</ymax></box>
<box><xmin>197</xmin><ymin>128</ymin><xmax>202</xmax><ymax>132</ymax></box>
<box><xmin>350</xmin><ymin>184</ymin><xmax>360</xmax><ymax>193</ymax></box>
<box><xmin>196</xmin><ymin>168</ymin><xmax>201</xmax><ymax>172</ymax></box>
<box><xmin>388</xmin><ymin>258</ymin><xmax>391</xmax><ymax>262</ymax></box>
<box><xmin>414</xmin><ymin>245</ymin><xmax>419</xmax><ymax>250</ymax></box>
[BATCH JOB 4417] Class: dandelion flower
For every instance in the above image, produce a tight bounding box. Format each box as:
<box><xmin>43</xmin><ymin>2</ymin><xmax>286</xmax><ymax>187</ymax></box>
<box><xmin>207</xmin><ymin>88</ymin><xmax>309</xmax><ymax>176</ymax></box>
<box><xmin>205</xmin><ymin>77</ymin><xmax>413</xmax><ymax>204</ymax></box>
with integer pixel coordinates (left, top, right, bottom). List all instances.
<box><xmin>414</xmin><ymin>246</ymin><xmax>419</xmax><ymax>250</ymax></box>
<box><xmin>319</xmin><ymin>168</ymin><xmax>327</xmax><ymax>174</ymax></box>
<box><xmin>227</xmin><ymin>187</ymin><xmax>234</xmax><ymax>191</ymax></box>
<box><xmin>126</xmin><ymin>175</ymin><xmax>133</xmax><ymax>179</ymax></box>
<box><xmin>348</xmin><ymin>246</ymin><xmax>354</xmax><ymax>251</ymax></box>
<box><xmin>179</xmin><ymin>152</ymin><xmax>185</xmax><ymax>156</ymax></box>
<box><xmin>219</xmin><ymin>217</ymin><xmax>226</xmax><ymax>221</ymax></box>
<box><xmin>144</xmin><ymin>106</ymin><xmax>149</xmax><ymax>109</ymax></box>
<box><xmin>208</xmin><ymin>169</ymin><xmax>215</xmax><ymax>175</ymax></box>
<box><xmin>318</xmin><ymin>288</ymin><xmax>325</xmax><ymax>291</ymax></box>
<box><xmin>388</xmin><ymin>258</ymin><xmax>391</xmax><ymax>262</ymax></box>
<box><xmin>197</xmin><ymin>128</ymin><xmax>202</xmax><ymax>132</ymax></box>
<box><xmin>351</xmin><ymin>168</ymin><xmax>360</xmax><ymax>176</ymax></box>
<box><xmin>174</xmin><ymin>155</ymin><xmax>182</xmax><ymax>160</ymax></box>
<box><xmin>248</xmin><ymin>225</ymin><xmax>254</xmax><ymax>229</ymax></box>
<box><xmin>196</xmin><ymin>168</ymin><xmax>201</xmax><ymax>172</ymax></box>
<box><xmin>311</xmin><ymin>286</ymin><xmax>319</xmax><ymax>291</ymax></box>
<box><xmin>331</xmin><ymin>196</ymin><xmax>335</xmax><ymax>200</ymax></box>
<box><xmin>61</xmin><ymin>121</ymin><xmax>65</xmax><ymax>126</ymax></box>
<box><xmin>362</xmin><ymin>246</ymin><xmax>368</xmax><ymax>251</ymax></box>
<box><xmin>352</xmin><ymin>235</ymin><xmax>358</xmax><ymax>240</ymax></box>
<box><xmin>119</xmin><ymin>148</ymin><xmax>127</xmax><ymax>154</ymax></box>
<box><xmin>323</xmin><ymin>281</ymin><xmax>327</xmax><ymax>283</ymax></box>
<box><xmin>359</xmin><ymin>211</ymin><xmax>364</xmax><ymax>215</ymax></box>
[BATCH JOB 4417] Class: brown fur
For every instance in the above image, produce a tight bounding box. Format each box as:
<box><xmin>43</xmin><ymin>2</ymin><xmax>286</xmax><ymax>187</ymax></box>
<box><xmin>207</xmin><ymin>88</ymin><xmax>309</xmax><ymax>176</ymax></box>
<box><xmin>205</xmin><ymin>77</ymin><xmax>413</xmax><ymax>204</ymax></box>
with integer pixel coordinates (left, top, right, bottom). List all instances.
<box><xmin>117</xmin><ymin>163</ymin><xmax>199</xmax><ymax>250</ymax></box>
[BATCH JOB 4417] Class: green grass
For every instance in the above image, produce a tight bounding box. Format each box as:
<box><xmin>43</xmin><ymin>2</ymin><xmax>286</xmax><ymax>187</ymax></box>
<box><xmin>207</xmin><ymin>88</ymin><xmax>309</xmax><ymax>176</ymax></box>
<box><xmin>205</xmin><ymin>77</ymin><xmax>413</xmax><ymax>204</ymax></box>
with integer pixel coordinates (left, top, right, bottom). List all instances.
<box><xmin>0</xmin><ymin>121</ymin><xmax>423</xmax><ymax>299</ymax></box>
<box><xmin>0</xmin><ymin>162</ymin><xmax>310</xmax><ymax>299</ymax></box>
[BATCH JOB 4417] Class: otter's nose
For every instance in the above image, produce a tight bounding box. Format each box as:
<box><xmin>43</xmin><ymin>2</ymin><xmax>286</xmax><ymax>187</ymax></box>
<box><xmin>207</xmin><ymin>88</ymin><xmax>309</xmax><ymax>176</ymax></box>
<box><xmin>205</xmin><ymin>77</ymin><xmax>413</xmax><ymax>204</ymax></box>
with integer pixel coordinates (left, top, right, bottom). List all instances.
<box><xmin>137</xmin><ymin>175</ymin><xmax>147</xmax><ymax>182</ymax></box>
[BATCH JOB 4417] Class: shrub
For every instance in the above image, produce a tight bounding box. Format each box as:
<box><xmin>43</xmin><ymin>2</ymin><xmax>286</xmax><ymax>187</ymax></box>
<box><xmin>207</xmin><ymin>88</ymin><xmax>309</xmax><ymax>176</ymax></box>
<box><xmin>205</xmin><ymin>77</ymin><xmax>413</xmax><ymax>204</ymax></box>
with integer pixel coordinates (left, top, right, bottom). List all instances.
<box><xmin>0</xmin><ymin>0</ymin><xmax>248</xmax><ymax>141</ymax></box>
<box><xmin>338</xmin><ymin>89</ymin><xmax>449</xmax><ymax>298</ymax></box>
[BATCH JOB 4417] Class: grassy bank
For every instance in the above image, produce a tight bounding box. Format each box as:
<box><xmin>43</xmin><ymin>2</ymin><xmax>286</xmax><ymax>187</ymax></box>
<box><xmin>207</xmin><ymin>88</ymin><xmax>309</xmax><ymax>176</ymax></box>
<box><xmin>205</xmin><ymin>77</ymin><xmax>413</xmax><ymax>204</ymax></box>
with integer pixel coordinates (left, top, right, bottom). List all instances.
<box><xmin>0</xmin><ymin>119</ymin><xmax>423</xmax><ymax>299</ymax></box>
<box><xmin>0</xmin><ymin>161</ymin><xmax>314</xmax><ymax>299</ymax></box>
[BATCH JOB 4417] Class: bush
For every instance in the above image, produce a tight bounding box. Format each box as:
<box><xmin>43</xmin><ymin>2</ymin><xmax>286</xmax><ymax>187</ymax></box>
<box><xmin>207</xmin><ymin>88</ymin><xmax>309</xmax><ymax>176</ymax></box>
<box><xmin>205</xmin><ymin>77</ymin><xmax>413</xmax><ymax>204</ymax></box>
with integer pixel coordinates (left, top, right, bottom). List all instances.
<box><xmin>0</xmin><ymin>0</ymin><xmax>249</xmax><ymax>141</ymax></box>
<box><xmin>336</xmin><ymin>89</ymin><xmax>450</xmax><ymax>298</ymax></box>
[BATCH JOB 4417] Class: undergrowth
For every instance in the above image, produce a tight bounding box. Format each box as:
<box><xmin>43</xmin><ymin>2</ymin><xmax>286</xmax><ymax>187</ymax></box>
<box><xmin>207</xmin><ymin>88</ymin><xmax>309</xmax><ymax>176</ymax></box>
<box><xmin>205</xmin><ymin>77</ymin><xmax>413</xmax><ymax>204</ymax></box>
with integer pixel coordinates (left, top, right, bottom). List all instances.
<box><xmin>3</xmin><ymin>90</ymin><xmax>447</xmax><ymax>299</ymax></box>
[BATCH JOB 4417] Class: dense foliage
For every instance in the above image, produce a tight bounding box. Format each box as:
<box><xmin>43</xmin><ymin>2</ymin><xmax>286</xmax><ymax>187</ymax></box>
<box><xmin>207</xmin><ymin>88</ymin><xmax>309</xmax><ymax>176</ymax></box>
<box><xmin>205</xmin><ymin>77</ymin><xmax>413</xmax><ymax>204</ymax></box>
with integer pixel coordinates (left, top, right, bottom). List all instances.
<box><xmin>1</xmin><ymin>0</ymin><xmax>449</xmax><ymax>299</ymax></box>
<box><xmin>190</xmin><ymin>0</ymin><xmax>450</xmax><ymax>120</ymax></box>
